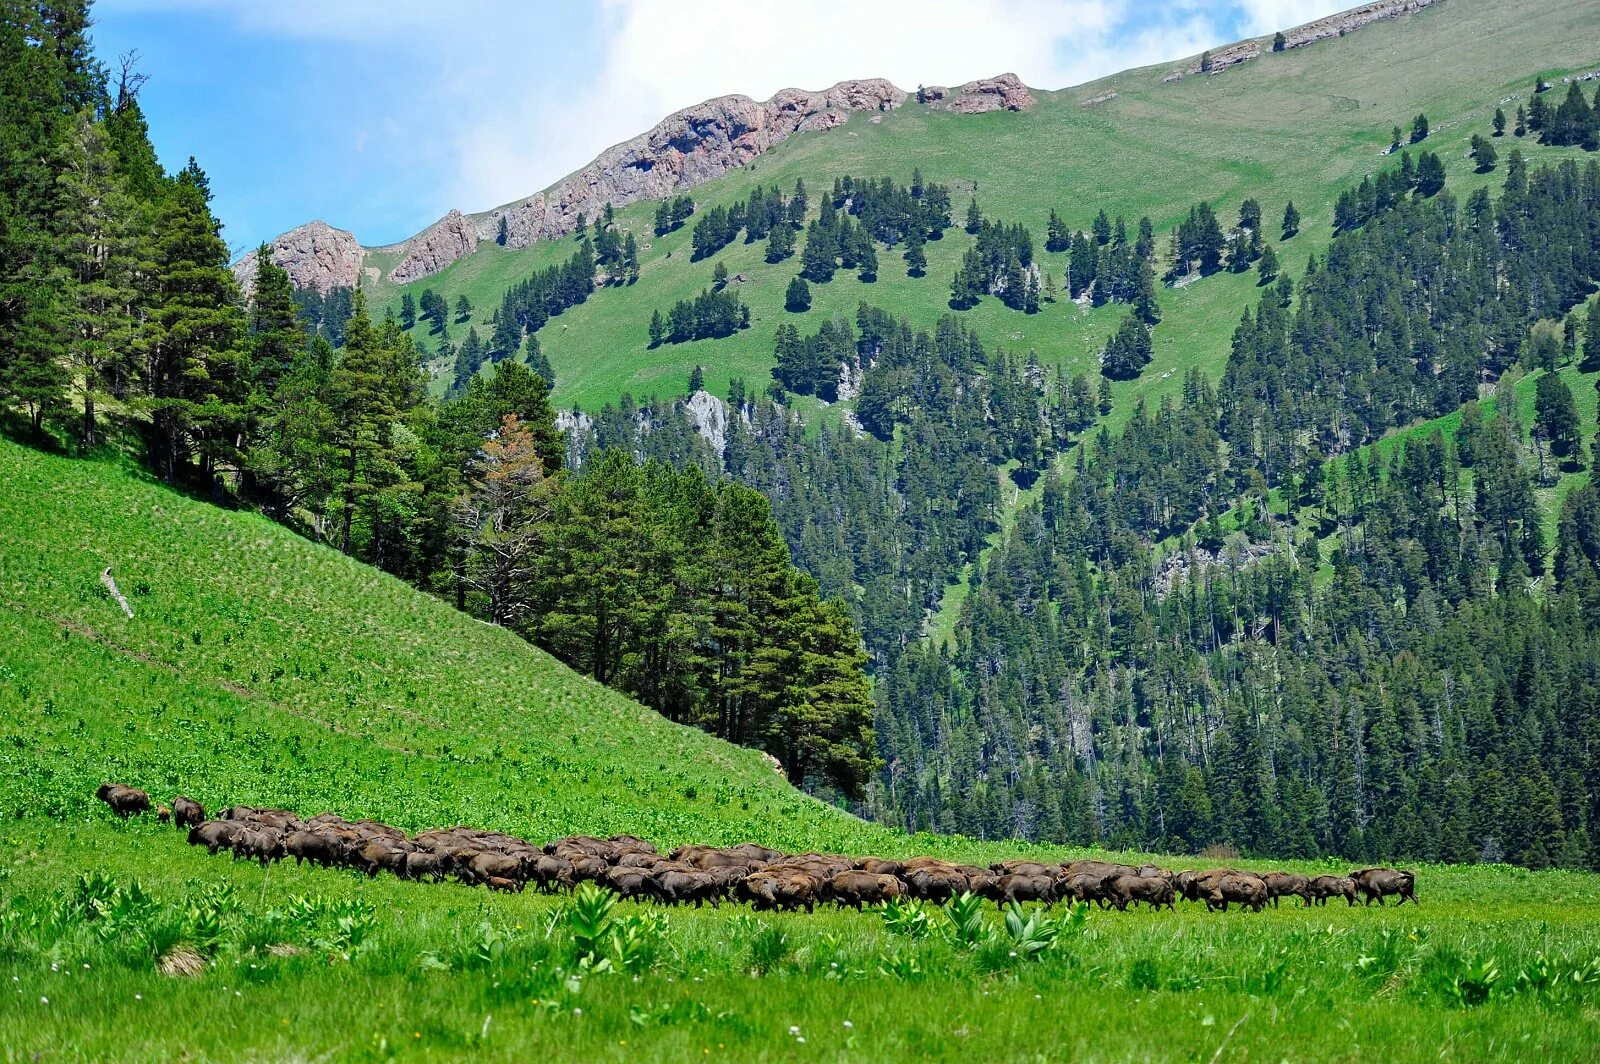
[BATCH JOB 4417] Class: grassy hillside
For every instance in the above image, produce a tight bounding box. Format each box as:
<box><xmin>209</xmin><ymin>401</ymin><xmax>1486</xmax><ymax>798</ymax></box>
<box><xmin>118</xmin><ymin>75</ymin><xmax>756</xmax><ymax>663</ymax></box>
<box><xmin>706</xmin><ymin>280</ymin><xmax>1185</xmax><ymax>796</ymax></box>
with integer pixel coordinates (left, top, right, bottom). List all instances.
<box><xmin>369</xmin><ymin>0</ymin><xmax>1600</xmax><ymax>423</ymax></box>
<box><xmin>0</xmin><ymin>437</ymin><xmax>882</xmax><ymax>850</ymax></box>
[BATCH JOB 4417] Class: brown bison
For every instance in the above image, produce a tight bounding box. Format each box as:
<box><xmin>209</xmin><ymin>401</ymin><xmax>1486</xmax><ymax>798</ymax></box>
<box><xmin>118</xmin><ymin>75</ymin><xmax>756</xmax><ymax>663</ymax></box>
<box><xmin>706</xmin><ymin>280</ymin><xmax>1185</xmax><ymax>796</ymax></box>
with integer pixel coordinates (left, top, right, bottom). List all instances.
<box><xmin>1061</xmin><ymin>872</ymin><xmax>1113</xmax><ymax>907</ymax></box>
<box><xmin>1176</xmin><ymin>867</ymin><xmax>1239</xmax><ymax>902</ymax></box>
<box><xmin>1206</xmin><ymin>873</ymin><xmax>1268</xmax><ymax>912</ymax></box>
<box><xmin>902</xmin><ymin>864</ymin><xmax>968</xmax><ymax>903</ymax></box>
<box><xmin>602</xmin><ymin>865</ymin><xmax>656</xmax><ymax>900</ymax></box>
<box><xmin>171</xmin><ymin>795</ymin><xmax>205</xmax><ymax>829</ymax></box>
<box><xmin>284</xmin><ymin>829</ymin><xmax>349</xmax><ymax>867</ymax></box>
<box><xmin>1307</xmin><ymin>875</ymin><xmax>1358</xmax><ymax>906</ymax></box>
<box><xmin>155</xmin><ymin>805</ymin><xmax>172</xmax><ymax>824</ymax></box>
<box><xmin>485</xmin><ymin>876</ymin><xmax>523</xmax><ymax>894</ymax></box>
<box><xmin>984</xmin><ymin>873</ymin><xmax>1058</xmax><ymax>907</ymax></box>
<box><xmin>1262</xmin><ymin>872</ymin><xmax>1311</xmax><ymax>908</ymax></box>
<box><xmin>232</xmin><ymin>827</ymin><xmax>284</xmax><ymax>866</ymax></box>
<box><xmin>95</xmin><ymin>784</ymin><xmax>150</xmax><ymax>818</ymax></box>
<box><xmin>738</xmin><ymin>870</ymin><xmax>821</xmax><ymax>913</ymax></box>
<box><xmin>1349</xmin><ymin>868</ymin><xmax>1416</xmax><ymax>906</ymax></box>
<box><xmin>856</xmin><ymin>857</ymin><xmax>903</xmax><ymax>877</ymax></box>
<box><xmin>462</xmin><ymin>851</ymin><xmax>523</xmax><ymax>885</ymax></box>
<box><xmin>1109</xmin><ymin>874</ymin><xmax>1176</xmax><ymax>911</ymax></box>
<box><xmin>187</xmin><ymin>819</ymin><xmax>244</xmax><ymax>854</ymax></box>
<box><xmin>825</xmin><ymin>871</ymin><xmax>904</xmax><ymax>910</ymax></box>
<box><xmin>991</xmin><ymin>860</ymin><xmax>1057</xmax><ymax>878</ymax></box>
<box><xmin>652</xmin><ymin>868</ymin><xmax>721</xmax><ymax>907</ymax></box>
<box><xmin>401</xmin><ymin>851</ymin><xmax>450</xmax><ymax>881</ymax></box>
<box><xmin>530</xmin><ymin>856</ymin><xmax>576</xmax><ymax>893</ymax></box>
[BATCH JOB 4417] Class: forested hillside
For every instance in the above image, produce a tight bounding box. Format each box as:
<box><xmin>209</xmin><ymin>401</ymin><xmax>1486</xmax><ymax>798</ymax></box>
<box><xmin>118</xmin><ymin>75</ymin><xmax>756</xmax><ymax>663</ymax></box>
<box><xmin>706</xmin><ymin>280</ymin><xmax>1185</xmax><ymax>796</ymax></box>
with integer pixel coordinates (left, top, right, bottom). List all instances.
<box><xmin>4</xmin><ymin>0</ymin><xmax>1600</xmax><ymax>872</ymax></box>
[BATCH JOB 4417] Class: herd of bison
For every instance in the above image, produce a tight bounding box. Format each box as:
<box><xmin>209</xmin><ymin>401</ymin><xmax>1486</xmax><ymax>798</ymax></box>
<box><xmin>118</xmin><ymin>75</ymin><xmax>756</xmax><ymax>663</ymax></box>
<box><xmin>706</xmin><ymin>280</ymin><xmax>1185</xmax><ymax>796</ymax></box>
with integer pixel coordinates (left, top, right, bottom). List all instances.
<box><xmin>96</xmin><ymin>784</ymin><xmax>1419</xmax><ymax>913</ymax></box>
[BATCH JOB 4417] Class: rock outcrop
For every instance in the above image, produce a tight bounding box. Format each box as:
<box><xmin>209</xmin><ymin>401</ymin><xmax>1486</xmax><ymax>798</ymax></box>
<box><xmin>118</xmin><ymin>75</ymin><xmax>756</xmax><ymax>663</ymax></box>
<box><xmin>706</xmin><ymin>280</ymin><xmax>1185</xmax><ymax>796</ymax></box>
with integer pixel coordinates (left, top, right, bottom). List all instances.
<box><xmin>471</xmin><ymin>78</ymin><xmax>906</xmax><ymax>257</ymax></box>
<box><xmin>919</xmin><ymin>73</ymin><xmax>1035</xmax><ymax>114</ymax></box>
<box><xmin>232</xmin><ymin>220</ymin><xmax>364</xmax><ymax>296</ymax></box>
<box><xmin>1163</xmin><ymin>0</ymin><xmax>1437</xmax><ymax>82</ymax></box>
<box><xmin>388</xmin><ymin>209</ymin><xmax>478</xmax><ymax>286</ymax></box>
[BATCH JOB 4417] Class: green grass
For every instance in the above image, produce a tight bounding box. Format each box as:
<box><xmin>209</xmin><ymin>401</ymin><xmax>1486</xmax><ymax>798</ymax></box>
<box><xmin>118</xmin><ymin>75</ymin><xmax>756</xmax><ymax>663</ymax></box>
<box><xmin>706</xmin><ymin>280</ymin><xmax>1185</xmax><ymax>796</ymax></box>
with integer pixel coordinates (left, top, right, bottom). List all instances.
<box><xmin>3</xmin><ymin>819</ymin><xmax>1599</xmax><ymax>1061</ymax></box>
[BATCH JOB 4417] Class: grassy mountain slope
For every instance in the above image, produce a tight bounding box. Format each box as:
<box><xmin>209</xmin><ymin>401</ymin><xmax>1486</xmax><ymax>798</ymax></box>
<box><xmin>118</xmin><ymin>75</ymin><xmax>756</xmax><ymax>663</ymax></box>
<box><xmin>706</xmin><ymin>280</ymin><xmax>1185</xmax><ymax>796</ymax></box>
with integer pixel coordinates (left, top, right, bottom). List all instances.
<box><xmin>369</xmin><ymin>0</ymin><xmax>1600</xmax><ymax>420</ymax></box>
<box><xmin>0</xmin><ymin>437</ymin><xmax>889</xmax><ymax>851</ymax></box>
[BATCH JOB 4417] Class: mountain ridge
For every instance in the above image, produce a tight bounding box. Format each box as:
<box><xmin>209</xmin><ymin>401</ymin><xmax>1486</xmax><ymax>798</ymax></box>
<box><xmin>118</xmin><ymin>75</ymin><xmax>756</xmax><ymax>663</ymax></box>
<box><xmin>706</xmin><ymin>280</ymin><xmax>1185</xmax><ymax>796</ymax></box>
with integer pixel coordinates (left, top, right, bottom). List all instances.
<box><xmin>234</xmin><ymin>0</ymin><xmax>1440</xmax><ymax>295</ymax></box>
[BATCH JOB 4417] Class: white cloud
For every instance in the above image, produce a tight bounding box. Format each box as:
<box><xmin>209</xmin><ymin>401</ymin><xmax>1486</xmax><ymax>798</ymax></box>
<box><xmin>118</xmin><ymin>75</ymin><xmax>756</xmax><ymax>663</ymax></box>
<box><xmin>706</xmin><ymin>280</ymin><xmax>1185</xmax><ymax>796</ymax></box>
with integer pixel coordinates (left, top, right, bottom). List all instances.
<box><xmin>447</xmin><ymin>0</ymin><xmax>1254</xmax><ymax>212</ymax></box>
<box><xmin>1232</xmin><ymin>0</ymin><xmax>1351</xmax><ymax>35</ymax></box>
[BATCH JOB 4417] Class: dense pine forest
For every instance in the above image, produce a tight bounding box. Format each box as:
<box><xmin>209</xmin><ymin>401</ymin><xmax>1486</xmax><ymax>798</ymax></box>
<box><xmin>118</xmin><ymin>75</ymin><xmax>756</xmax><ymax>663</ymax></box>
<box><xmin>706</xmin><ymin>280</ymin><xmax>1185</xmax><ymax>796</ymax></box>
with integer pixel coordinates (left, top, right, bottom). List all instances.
<box><xmin>6</xmin><ymin>0</ymin><xmax>1600</xmax><ymax>873</ymax></box>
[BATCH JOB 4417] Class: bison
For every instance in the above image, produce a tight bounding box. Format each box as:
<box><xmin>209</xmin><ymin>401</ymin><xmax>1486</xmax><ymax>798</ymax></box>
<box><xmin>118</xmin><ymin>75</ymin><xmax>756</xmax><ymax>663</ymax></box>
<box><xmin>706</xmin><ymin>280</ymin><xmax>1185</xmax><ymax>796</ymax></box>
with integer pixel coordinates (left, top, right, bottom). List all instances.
<box><xmin>1109</xmin><ymin>874</ymin><xmax>1176</xmax><ymax>911</ymax></box>
<box><xmin>1062</xmin><ymin>872</ymin><xmax>1113</xmax><ymax>907</ymax></box>
<box><xmin>95</xmin><ymin>784</ymin><xmax>150</xmax><ymax>818</ymax></box>
<box><xmin>284</xmin><ymin>830</ymin><xmax>351</xmax><ymax>867</ymax></box>
<box><xmin>188</xmin><ymin>819</ymin><xmax>244</xmax><ymax>854</ymax></box>
<box><xmin>485</xmin><ymin>876</ymin><xmax>523</xmax><ymax>894</ymax></box>
<box><xmin>653</xmin><ymin>868</ymin><xmax>721</xmax><ymax>907</ymax></box>
<box><xmin>530</xmin><ymin>855</ymin><xmax>575</xmax><ymax>893</ymax></box>
<box><xmin>984</xmin><ymin>873</ymin><xmax>1058</xmax><ymax>907</ymax></box>
<box><xmin>1261</xmin><ymin>872</ymin><xmax>1311</xmax><ymax>908</ymax></box>
<box><xmin>232</xmin><ymin>827</ymin><xmax>284</xmax><ymax>866</ymax></box>
<box><xmin>171</xmin><ymin>795</ymin><xmax>205</xmax><ymax>829</ymax></box>
<box><xmin>1349</xmin><ymin>868</ymin><xmax>1416</xmax><ymax>906</ymax></box>
<box><xmin>738</xmin><ymin>870</ymin><xmax>821</xmax><ymax>913</ymax></box>
<box><xmin>1307</xmin><ymin>875</ymin><xmax>1358</xmax><ymax>906</ymax></box>
<box><xmin>1206</xmin><ymin>873</ymin><xmax>1268</xmax><ymax>912</ymax></box>
<box><xmin>825</xmin><ymin>871</ymin><xmax>904</xmax><ymax>910</ymax></box>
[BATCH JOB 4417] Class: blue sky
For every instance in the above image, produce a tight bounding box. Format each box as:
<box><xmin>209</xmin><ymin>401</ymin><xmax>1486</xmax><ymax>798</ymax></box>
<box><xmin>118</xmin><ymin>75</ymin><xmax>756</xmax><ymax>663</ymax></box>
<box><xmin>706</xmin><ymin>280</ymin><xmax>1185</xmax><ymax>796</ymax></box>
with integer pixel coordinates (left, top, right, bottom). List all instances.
<box><xmin>90</xmin><ymin>1</ymin><xmax>1343</xmax><ymax>257</ymax></box>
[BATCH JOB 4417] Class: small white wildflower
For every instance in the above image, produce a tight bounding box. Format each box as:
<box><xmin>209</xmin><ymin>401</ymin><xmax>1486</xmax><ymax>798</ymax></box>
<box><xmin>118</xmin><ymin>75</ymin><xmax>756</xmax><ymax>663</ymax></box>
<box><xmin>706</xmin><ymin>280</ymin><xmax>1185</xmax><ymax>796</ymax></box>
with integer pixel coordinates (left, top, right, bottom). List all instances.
<box><xmin>135</xmin><ymin>994</ymin><xmax>142</xmax><ymax>1001</ymax></box>
<box><xmin>39</xmin><ymin>996</ymin><xmax>47</xmax><ymax>1005</ymax></box>
<box><xmin>788</xmin><ymin>1026</ymin><xmax>800</xmax><ymax>1035</ymax></box>
<box><xmin>796</xmin><ymin>1036</ymin><xmax>807</xmax><ymax>1044</ymax></box>
<box><xmin>1009</xmin><ymin>951</ymin><xmax>1018</xmax><ymax>958</ymax></box>
<box><xmin>572</xmin><ymin>1007</ymin><xmax>582</xmax><ymax>1016</ymax></box>
<box><xmin>842</xmin><ymin>1020</ymin><xmax>853</xmax><ymax>1029</ymax></box>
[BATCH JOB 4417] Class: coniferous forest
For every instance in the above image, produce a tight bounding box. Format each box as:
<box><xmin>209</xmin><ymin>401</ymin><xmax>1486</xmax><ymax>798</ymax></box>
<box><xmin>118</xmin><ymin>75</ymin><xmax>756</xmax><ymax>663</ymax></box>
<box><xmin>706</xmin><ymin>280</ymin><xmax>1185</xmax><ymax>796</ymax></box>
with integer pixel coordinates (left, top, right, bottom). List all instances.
<box><xmin>6</xmin><ymin>0</ymin><xmax>1600</xmax><ymax>873</ymax></box>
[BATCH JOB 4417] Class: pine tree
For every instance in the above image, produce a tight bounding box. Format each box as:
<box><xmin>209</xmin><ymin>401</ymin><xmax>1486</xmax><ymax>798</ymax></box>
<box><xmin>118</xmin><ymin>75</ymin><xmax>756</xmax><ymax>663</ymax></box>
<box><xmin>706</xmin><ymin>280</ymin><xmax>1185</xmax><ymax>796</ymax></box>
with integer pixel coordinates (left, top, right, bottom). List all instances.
<box><xmin>140</xmin><ymin>164</ymin><xmax>248</xmax><ymax>483</ymax></box>
<box><xmin>1100</xmin><ymin>312</ymin><xmax>1152</xmax><ymax>379</ymax></box>
<box><xmin>1092</xmin><ymin>208</ymin><xmax>1112</xmax><ymax>246</ymax></box>
<box><xmin>765</xmin><ymin>220</ymin><xmax>795</xmax><ymax>262</ymax></box>
<box><xmin>688</xmin><ymin>364</ymin><xmax>704</xmax><ymax>393</ymax></box>
<box><xmin>622</xmin><ymin>231</ymin><xmax>639</xmax><ymax>283</ymax></box>
<box><xmin>1493</xmin><ymin>107</ymin><xmax>1506</xmax><ymax>136</ymax></box>
<box><xmin>58</xmin><ymin>111</ymin><xmax>137</xmax><ymax>447</ymax></box>
<box><xmin>858</xmin><ymin>240</ymin><xmax>878</xmax><ymax>282</ymax></box>
<box><xmin>495</xmin><ymin>214</ymin><xmax>509</xmax><ymax>245</ymax></box>
<box><xmin>904</xmin><ymin>227</ymin><xmax>927</xmax><ymax>277</ymax></box>
<box><xmin>648</xmin><ymin>308</ymin><xmax>665</xmax><ymax>347</ymax></box>
<box><xmin>454</xmin><ymin>413</ymin><xmax>552</xmax><ymax>625</ymax></box>
<box><xmin>785</xmin><ymin>276</ymin><xmax>812</xmax><ymax>312</ymax></box>
<box><xmin>328</xmin><ymin>289</ymin><xmax>407</xmax><ymax>550</ymax></box>
<box><xmin>451</xmin><ymin>326</ymin><xmax>486</xmax><ymax>395</ymax></box>
<box><xmin>965</xmin><ymin>197</ymin><xmax>982</xmax><ymax>235</ymax></box>
<box><xmin>399</xmin><ymin>291</ymin><xmax>416</xmax><ymax>329</ymax></box>
<box><xmin>1581</xmin><ymin>309</ymin><xmax>1600</xmax><ymax>373</ymax></box>
<box><xmin>1470</xmin><ymin>134</ymin><xmax>1497</xmax><ymax>172</ymax></box>
<box><xmin>1257</xmin><ymin>242</ymin><xmax>1280</xmax><ymax>285</ymax></box>
<box><xmin>800</xmin><ymin>221</ymin><xmax>836</xmax><ymax>283</ymax></box>
<box><xmin>521</xmin><ymin>333</ymin><xmax>553</xmax><ymax>391</ymax></box>
<box><xmin>1411</xmin><ymin>113</ymin><xmax>1429</xmax><ymax>142</ymax></box>
<box><xmin>1534</xmin><ymin>372</ymin><xmax>1582</xmax><ymax>459</ymax></box>
<box><xmin>712</xmin><ymin>260</ymin><xmax>728</xmax><ymax>289</ymax></box>
<box><xmin>1273</xmin><ymin>30</ymin><xmax>1286</xmax><ymax>51</ymax></box>
<box><xmin>454</xmin><ymin>293</ymin><xmax>473</xmax><ymax>322</ymax></box>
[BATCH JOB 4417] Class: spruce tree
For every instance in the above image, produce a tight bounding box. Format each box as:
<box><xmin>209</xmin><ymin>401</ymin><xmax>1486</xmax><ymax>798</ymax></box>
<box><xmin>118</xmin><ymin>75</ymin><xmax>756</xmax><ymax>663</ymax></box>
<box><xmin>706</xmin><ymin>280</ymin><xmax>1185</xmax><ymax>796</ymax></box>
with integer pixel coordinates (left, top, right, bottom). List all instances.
<box><xmin>399</xmin><ymin>291</ymin><xmax>416</xmax><ymax>329</ymax></box>
<box><xmin>521</xmin><ymin>333</ymin><xmax>553</xmax><ymax>391</ymax></box>
<box><xmin>965</xmin><ymin>197</ymin><xmax>982</xmax><ymax>234</ymax></box>
<box><xmin>648</xmin><ymin>308</ymin><xmax>665</xmax><ymax>347</ymax></box>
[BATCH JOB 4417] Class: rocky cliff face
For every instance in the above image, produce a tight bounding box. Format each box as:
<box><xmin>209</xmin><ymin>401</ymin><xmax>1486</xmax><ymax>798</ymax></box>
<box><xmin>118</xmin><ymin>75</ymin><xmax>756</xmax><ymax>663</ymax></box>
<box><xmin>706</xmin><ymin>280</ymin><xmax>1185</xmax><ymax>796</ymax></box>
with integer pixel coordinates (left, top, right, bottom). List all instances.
<box><xmin>473</xmin><ymin>78</ymin><xmax>908</xmax><ymax>257</ymax></box>
<box><xmin>1163</xmin><ymin>0</ymin><xmax>1437</xmax><ymax>81</ymax></box>
<box><xmin>232</xmin><ymin>220</ymin><xmax>364</xmax><ymax>296</ymax></box>
<box><xmin>388</xmin><ymin>209</ymin><xmax>478</xmax><ymax>286</ymax></box>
